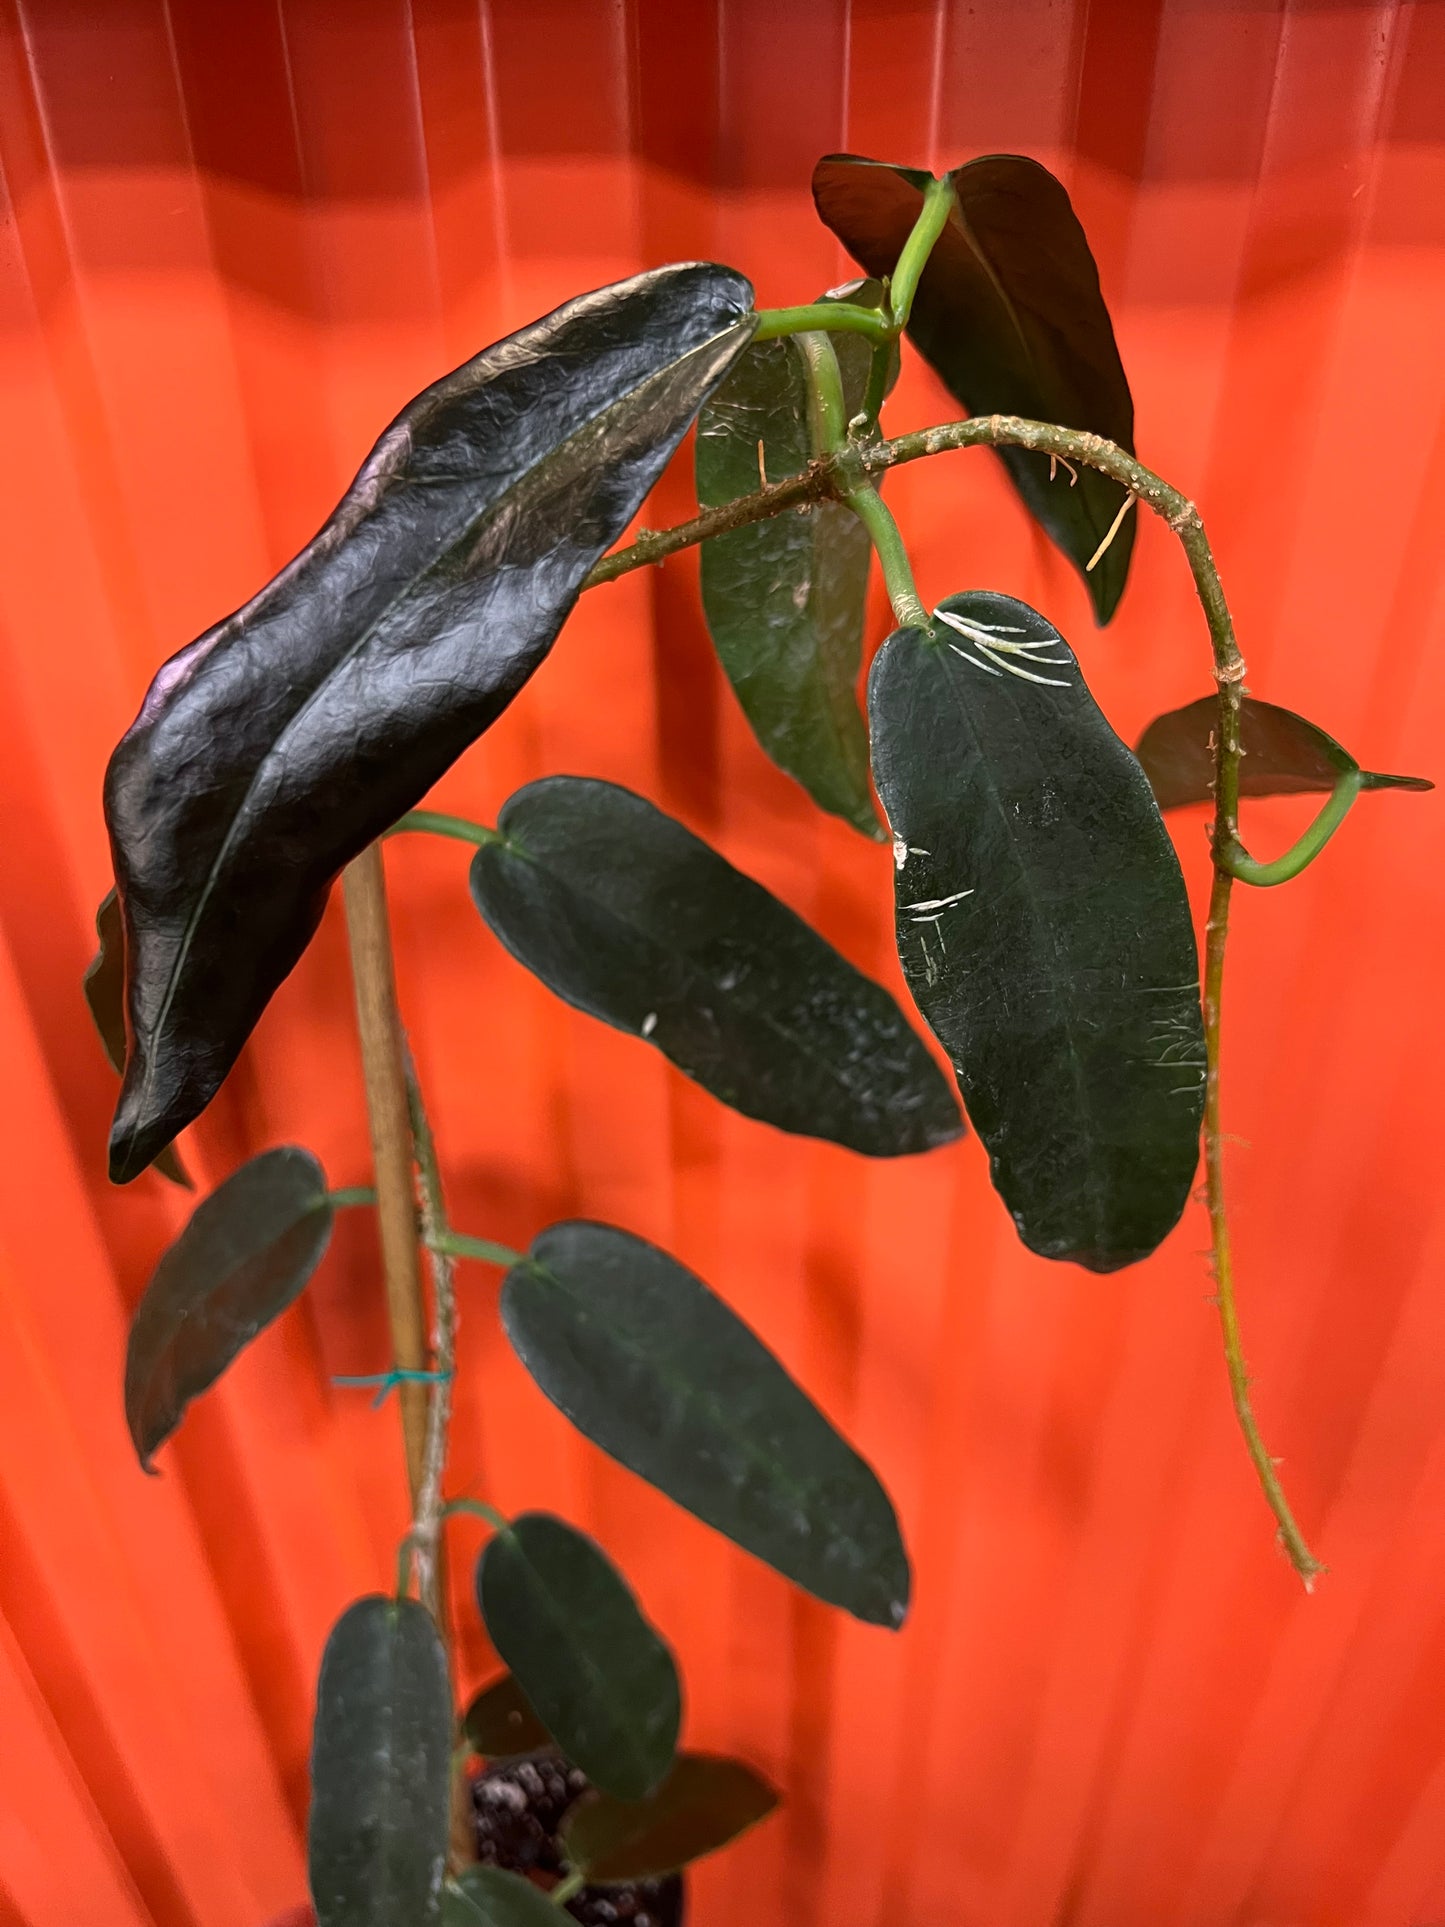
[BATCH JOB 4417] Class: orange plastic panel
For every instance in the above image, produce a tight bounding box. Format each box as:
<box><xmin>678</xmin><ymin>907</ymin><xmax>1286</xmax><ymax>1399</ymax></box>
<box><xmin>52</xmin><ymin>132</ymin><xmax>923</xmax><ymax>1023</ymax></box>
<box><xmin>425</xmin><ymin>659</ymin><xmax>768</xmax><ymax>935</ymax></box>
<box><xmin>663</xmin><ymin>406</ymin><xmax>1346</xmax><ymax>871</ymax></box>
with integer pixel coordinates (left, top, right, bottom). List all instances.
<box><xmin>1</xmin><ymin>3</ymin><xmax>1443</xmax><ymax>1925</ymax></box>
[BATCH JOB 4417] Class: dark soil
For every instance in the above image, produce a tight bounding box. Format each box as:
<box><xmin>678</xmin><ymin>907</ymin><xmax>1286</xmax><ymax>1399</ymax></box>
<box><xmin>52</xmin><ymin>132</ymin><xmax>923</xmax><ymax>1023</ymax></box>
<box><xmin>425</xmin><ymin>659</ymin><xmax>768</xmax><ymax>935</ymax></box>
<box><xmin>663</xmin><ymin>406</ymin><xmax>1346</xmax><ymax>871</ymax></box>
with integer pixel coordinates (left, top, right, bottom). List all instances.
<box><xmin>472</xmin><ymin>1752</ymin><xmax>685</xmax><ymax>1927</ymax></box>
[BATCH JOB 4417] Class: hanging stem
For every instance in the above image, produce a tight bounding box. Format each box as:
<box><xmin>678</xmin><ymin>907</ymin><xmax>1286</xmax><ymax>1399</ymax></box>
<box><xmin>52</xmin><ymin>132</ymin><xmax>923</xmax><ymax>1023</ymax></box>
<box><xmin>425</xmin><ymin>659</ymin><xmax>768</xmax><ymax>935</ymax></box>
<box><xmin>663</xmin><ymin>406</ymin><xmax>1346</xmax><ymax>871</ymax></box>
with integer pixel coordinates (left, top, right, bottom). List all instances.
<box><xmin>1202</xmin><ymin>862</ymin><xmax>1323</xmax><ymax>1585</ymax></box>
<box><xmin>398</xmin><ymin>1042</ymin><xmax>479</xmax><ymax>1870</ymax></box>
<box><xmin>342</xmin><ymin>846</ymin><xmax>430</xmax><ymax>1517</ymax></box>
<box><xmin>579</xmin><ymin>407</ymin><xmax>1321</xmax><ymax>1584</ymax></box>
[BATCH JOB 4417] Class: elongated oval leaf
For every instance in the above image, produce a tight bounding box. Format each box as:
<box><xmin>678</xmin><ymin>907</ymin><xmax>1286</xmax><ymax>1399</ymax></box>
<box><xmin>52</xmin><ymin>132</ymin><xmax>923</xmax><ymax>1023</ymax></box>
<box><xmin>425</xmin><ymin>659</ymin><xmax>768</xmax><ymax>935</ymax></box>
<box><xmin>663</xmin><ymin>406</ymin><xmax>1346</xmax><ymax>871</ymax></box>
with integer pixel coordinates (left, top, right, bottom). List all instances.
<box><xmin>83</xmin><ymin>891</ymin><xmax>191</xmax><ymax>1187</ymax></box>
<box><xmin>696</xmin><ymin>279</ymin><xmax>892</xmax><ymax>835</ymax></box>
<box><xmin>502</xmin><ymin>1221</ymin><xmax>909</xmax><ymax>1626</ymax></box>
<box><xmin>869</xmin><ymin>590</ymin><xmax>1204</xmax><ymax>1271</ymax></box>
<box><xmin>462</xmin><ymin>1673</ymin><xmax>552</xmax><ymax>1761</ymax></box>
<box><xmin>477</xmin><ymin>1513</ymin><xmax>681</xmax><ymax>1801</ymax></box>
<box><xmin>125</xmin><ymin>1146</ymin><xmax>332</xmax><ymax>1469</ymax></box>
<box><xmin>1136</xmin><ymin>694</ymin><xmax>1434</xmax><ymax>809</ymax></box>
<box><xmin>308</xmin><ymin>1595</ymin><xmax>452</xmax><ymax>1927</ymax></box>
<box><xmin>560</xmin><ymin>1754</ymin><xmax>778</xmax><ymax>1883</ymax></box>
<box><xmin>105</xmin><ymin>264</ymin><xmax>757</xmax><ymax>1183</ymax></box>
<box><xmin>442</xmin><ymin>1868</ymin><xmax>560</xmax><ymax>1927</ymax></box>
<box><xmin>469</xmin><ymin>776</ymin><xmax>960</xmax><ymax>1157</ymax></box>
<box><xmin>813</xmin><ymin>153</ymin><xmax>1135</xmax><ymax>622</ymax></box>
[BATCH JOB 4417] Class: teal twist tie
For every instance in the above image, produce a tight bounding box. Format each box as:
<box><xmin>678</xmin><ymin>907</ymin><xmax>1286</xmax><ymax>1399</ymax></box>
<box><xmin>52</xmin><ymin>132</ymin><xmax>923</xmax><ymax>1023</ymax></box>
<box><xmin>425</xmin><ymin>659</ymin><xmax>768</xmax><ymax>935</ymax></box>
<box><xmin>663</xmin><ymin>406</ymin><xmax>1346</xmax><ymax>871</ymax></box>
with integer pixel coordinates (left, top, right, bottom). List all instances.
<box><xmin>332</xmin><ymin>1366</ymin><xmax>453</xmax><ymax>1409</ymax></box>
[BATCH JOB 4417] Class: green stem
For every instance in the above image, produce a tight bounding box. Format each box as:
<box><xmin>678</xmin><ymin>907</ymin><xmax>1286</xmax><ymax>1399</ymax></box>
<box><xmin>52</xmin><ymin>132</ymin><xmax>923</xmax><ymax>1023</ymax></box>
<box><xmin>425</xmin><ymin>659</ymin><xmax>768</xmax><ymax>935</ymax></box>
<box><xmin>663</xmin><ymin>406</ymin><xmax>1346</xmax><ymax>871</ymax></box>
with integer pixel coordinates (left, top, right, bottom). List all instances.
<box><xmin>551</xmin><ymin>1871</ymin><xmax>586</xmax><ymax>1908</ymax></box>
<box><xmin>389</xmin><ymin>809</ymin><xmax>500</xmax><ymax>846</ymax></box>
<box><xmin>888</xmin><ymin>175</ymin><xmax>954</xmax><ymax>328</ymax></box>
<box><xmin>793</xmin><ymin>330</ymin><xmax>850</xmax><ymax>454</ymax></box>
<box><xmin>441</xmin><ymin>1497</ymin><xmax>509</xmax><ymax>1534</ymax></box>
<box><xmin>1203</xmin><ymin>860</ymin><xmax>1325</xmax><ymax>1586</ymax></box>
<box><xmin>327</xmin><ymin>1185</ymin><xmax>377</xmax><ymax>1210</ymax></box>
<box><xmin>429</xmin><ymin>1229</ymin><xmax>525</xmax><ymax>1269</ymax></box>
<box><xmin>843</xmin><ymin>484</ymin><xmax>929</xmax><ymax>629</ymax></box>
<box><xmin>1220</xmin><ymin>771</ymin><xmax>1363</xmax><ymax>888</ymax></box>
<box><xmin>751</xmin><ymin>300</ymin><xmax>894</xmax><ymax>344</ymax></box>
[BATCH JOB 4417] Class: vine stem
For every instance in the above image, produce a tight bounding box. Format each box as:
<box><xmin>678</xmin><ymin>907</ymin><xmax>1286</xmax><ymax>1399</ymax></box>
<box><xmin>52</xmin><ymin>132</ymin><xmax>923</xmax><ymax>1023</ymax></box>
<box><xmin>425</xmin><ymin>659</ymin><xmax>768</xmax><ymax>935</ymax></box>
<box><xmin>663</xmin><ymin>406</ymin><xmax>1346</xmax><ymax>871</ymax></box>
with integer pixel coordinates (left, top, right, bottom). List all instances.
<box><xmin>400</xmin><ymin>1041</ymin><xmax>479</xmax><ymax>1870</ymax></box>
<box><xmin>402</xmin><ymin>1043</ymin><xmax>457</xmax><ymax>1619</ymax></box>
<box><xmin>582</xmin><ymin>409</ymin><xmax>1321</xmax><ymax>1585</ymax></box>
<box><xmin>341</xmin><ymin>847</ymin><xmax>430</xmax><ymax>1520</ymax></box>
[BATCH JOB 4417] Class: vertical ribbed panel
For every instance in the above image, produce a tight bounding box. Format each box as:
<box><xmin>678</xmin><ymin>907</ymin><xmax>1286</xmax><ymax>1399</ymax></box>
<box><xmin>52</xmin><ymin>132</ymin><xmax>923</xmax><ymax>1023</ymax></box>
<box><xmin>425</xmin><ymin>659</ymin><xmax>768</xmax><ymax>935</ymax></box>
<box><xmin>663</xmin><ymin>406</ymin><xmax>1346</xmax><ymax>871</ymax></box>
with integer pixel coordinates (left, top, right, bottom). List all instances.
<box><xmin>0</xmin><ymin>3</ymin><xmax>1442</xmax><ymax>1924</ymax></box>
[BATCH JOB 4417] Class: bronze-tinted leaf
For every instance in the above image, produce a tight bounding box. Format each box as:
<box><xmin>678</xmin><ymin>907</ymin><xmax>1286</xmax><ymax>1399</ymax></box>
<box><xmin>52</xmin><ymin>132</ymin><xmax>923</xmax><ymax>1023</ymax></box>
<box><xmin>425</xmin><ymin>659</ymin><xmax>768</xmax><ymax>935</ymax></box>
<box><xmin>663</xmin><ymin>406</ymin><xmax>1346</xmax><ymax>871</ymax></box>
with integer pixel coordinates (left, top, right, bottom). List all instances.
<box><xmin>1137</xmin><ymin>695</ymin><xmax>1434</xmax><ymax>809</ymax></box>
<box><xmin>82</xmin><ymin>891</ymin><xmax>191</xmax><ymax>1187</ymax></box>
<box><xmin>462</xmin><ymin>1673</ymin><xmax>552</xmax><ymax>1762</ymax></box>
<box><xmin>812</xmin><ymin>153</ymin><xmax>1135</xmax><ymax>621</ymax></box>
<box><xmin>560</xmin><ymin>1754</ymin><xmax>778</xmax><ymax>1883</ymax></box>
<box><xmin>104</xmin><ymin>264</ymin><xmax>756</xmax><ymax>1182</ymax></box>
<box><xmin>125</xmin><ymin>1147</ymin><xmax>332</xmax><ymax>1468</ymax></box>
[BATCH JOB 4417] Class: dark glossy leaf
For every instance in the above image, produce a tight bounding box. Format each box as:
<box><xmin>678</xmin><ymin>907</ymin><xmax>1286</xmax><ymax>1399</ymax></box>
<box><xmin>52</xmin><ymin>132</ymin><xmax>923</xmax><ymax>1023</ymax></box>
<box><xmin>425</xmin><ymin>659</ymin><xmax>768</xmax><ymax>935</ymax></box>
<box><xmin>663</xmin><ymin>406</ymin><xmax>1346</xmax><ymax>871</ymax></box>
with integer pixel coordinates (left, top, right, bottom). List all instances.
<box><xmin>462</xmin><ymin>1673</ymin><xmax>552</xmax><ymax>1761</ymax></box>
<box><xmin>1136</xmin><ymin>695</ymin><xmax>1434</xmax><ymax>810</ymax></box>
<box><xmin>560</xmin><ymin>1754</ymin><xmax>779</xmax><ymax>1883</ymax></box>
<box><xmin>104</xmin><ymin>264</ymin><xmax>757</xmax><ymax>1184</ymax></box>
<box><xmin>696</xmin><ymin>279</ymin><xmax>894</xmax><ymax>836</ymax></box>
<box><xmin>502</xmin><ymin>1221</ymin><xmax>910</xmax><ymax>1626</ymax></box>
<box><xmin>813</xmin><ymin>153</ymin><xmax>1135</xmax><ymax>622</ymax></box>
<box><xmin>308</xmin><ymin>1595</ymin><xmax>452</xmax><ymax>1927</ymax></box>
<box><xmin>868</xmin><ymin>590</ymin><xmax>1204</xmax><ymax>1272</ymax></box>
<box><xmin>469</xmin><ymin>776</ymin><xmax>961</xmax><ymax>1158</ymax></box>
<box><xmin>125</xmin><ymin>1147</ymin><xmax>331</xmax><ymax>1469</ymax></box>
<box><xmin>442</xmin><ymin>1868</ymin><xmax>560</xmax><ymax>1927</ymax></box>
<box><xmin>83</xmin><ymin>892</ymin><xmax>192</xmax><ymax>1188</ymax></box>
<box><xmin>477</xmin><ymin>1513</ymin><xmax>681</xmax><ymax>1801</ymax></box>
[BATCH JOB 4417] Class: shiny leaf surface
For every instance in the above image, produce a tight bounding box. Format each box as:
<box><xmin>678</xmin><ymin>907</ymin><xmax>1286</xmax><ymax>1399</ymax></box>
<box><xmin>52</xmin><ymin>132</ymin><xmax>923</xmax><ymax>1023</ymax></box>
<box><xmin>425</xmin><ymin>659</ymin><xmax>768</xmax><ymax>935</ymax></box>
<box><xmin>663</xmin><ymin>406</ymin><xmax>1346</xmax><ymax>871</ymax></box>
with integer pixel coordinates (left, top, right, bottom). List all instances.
<box><xmin>502</xmin><ymin>1221</ymin><xmax>910</xmax><ymax>1626</ymax></box>
<box><xmin>1137</xmin><ymin>694</ymin><xmax>1434</xmax><ymax>809</ymax></box>
<box><xmin>869</xmin><ymin>590</ymin><xmax>1204</xmax><ymax>1271</ymax></box>
<box><xmin>462</xmin><ymin>1673</ymin><xmax>553</xmax><ymax>1761</ymax></box>
<box><xmin>82</xmin><ymin>892</ymin><xmax>191</xmax><ymax>1187</ymax></box>
<box><xmin>308</xmin><ymin>1596</ymin><xmax>452</xmax><ymax>1927</ymax></box>
<box><xmin>696</xmin><ymin>279</ymin><xmax>892</xmax><ymax>834</ymax></box>
<box><xmin>125</xmin><ymin>1147</ymin><xmax>332</xmax><ymax>1469</ymax></box>
<box><xmin>469</xmin><ymin>776</ymin><xmax>960</xmax><ymax>1157</ymax></box>
<box><xmin>560</xmin><ymin>1754</ymin><xmax>779</xmax><ymax>1883</ymax></box>
<box><xmin>813</xmin><ymin>153</ymin><xmax>1135</xmax><ymax>621</ymax></box>
<box><xmin>477</xmin><ymin>1513</ymin><xmax>681</xmax><ymax>1801</ymax></box>
<box><xmin>105</xmin><ymin>264</ymin><xmax>757</xmax><ymax>1182</ymax></box>
<box><xmin>442</xmin><ymin>1869</ymin><xmax>561</xmax><ymax>1927</ymax></box>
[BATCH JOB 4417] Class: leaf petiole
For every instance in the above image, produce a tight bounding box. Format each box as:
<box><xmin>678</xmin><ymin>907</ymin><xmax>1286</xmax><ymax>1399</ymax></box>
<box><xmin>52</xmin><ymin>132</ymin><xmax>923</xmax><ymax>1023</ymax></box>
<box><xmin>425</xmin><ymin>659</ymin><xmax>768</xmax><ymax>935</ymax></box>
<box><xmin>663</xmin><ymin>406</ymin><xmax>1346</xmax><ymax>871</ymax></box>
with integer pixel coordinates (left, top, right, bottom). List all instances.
<box><xmin>887</xmin><ymin>175</ymin><xmax>955</xmax><ymax>329</ymax></box>
<box><xmin>428</xmin><ymin>1229</ymin><xmax>525</xmax><ymax>1269</ymax></box>
<box><xmin>1218</xmin><ymin>769</ymin><xmax>1363</xmax><ymax>887</ymax></box>
<box><xmin>843</xmin><ymin>486</ymin><xmax>929</xmax><ymax>629</ymax></box>
<box><xmin>388</xmin><ymin>809</ymin><xmax>501</xmax><ymax>846</ymax></box>
<box><xmin>752</xmin><ymin>301</ymin><xmax>895</xmax><ymax>344</ymax></box>
<box><xmin>440</xmin><ymin>1497</ymin><xmax>510</xmax><ymax>1533</ymax></box>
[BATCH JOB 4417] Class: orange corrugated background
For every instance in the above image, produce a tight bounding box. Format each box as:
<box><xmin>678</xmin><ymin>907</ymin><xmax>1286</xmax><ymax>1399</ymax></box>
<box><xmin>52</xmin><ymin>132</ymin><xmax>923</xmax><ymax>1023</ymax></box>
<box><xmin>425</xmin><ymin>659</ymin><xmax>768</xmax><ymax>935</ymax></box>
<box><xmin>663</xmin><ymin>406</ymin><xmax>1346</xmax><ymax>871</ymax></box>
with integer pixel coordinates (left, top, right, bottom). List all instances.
<box><xmin>2</xmin><ymin>2</ymin><xmax>1444</xmax><ymax>1924</ymax></box>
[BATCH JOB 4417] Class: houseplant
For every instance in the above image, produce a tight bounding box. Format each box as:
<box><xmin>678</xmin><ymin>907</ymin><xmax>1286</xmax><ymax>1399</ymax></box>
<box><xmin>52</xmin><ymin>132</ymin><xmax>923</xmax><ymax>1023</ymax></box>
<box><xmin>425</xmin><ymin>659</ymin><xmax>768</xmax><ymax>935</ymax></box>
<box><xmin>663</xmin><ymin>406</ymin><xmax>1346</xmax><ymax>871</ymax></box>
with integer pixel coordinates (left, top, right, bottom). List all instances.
<box><xmin>89</xmin><ymin>149</ymin><xmax>1429</xmax><ymax>1925</ymax></box>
